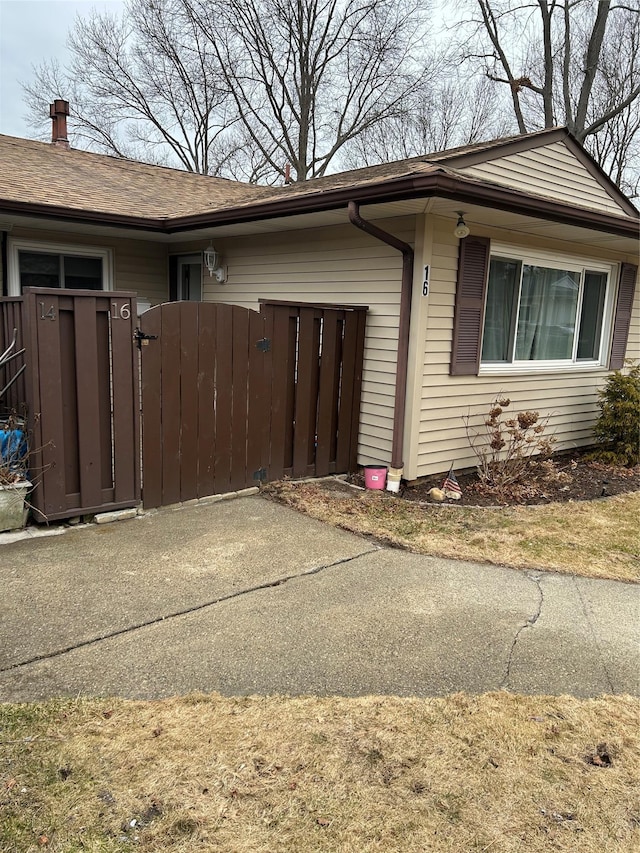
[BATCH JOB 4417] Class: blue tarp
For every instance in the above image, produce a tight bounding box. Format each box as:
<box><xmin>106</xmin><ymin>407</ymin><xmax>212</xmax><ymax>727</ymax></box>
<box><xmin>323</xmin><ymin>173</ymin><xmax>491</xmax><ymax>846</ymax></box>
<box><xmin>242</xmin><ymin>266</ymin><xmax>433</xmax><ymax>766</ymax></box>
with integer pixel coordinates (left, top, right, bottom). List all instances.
<box><xmin>0</xmin><ymin>429</ymin><xmax>27</xmax><ymax>473</ymax></box>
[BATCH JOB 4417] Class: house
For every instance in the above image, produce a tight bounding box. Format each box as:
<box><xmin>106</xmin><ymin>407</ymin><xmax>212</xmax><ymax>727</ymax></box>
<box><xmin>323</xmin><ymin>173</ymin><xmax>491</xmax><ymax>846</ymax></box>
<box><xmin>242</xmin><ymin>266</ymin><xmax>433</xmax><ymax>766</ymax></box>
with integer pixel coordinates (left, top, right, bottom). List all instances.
<box><xmin>0</xmin><ymin>101</ymin><xmax>638</xmax><ymax>489</ymax></box>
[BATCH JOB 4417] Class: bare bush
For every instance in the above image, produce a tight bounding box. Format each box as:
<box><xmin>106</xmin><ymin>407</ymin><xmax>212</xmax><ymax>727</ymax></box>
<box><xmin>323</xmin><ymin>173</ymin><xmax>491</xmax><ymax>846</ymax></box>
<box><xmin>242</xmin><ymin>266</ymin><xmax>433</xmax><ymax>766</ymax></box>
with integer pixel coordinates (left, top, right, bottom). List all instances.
<box><xmin>463</xmin><ymin>396</ymin><xmax>557</xmax><ymax>491</ymax></box>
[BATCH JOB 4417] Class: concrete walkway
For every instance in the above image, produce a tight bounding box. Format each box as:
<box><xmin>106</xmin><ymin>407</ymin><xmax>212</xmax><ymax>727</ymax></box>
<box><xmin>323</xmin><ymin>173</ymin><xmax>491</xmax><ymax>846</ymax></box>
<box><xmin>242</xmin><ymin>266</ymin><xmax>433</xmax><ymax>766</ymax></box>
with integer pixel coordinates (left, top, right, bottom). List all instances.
<box><xmin>0</xmin><ymin>495</ymin><xmax>637</xmax><ymax>701</ymax></box>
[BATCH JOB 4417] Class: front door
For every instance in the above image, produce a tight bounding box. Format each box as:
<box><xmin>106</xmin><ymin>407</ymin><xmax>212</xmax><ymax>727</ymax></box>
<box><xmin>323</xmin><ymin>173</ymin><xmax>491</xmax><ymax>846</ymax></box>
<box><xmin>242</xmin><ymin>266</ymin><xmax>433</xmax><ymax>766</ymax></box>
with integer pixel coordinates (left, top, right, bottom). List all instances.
<box><xmin>176</xmin><ymin>255</ymin><xmax>202</xmax><ymax>301</ymax></box>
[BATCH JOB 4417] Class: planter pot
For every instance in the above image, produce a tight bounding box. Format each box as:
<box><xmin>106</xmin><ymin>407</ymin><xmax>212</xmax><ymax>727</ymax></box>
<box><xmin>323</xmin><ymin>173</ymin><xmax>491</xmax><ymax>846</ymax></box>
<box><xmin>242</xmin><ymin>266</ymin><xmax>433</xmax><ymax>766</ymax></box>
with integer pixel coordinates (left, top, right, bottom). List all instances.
<box><xmin>364</xmin><ymin>465</ymin><xmax>387</xmax><ymax>490</ymax></box>
<box><xmin>0</xmin><ymin>480</ymin><xmax>31</xmax><ymax>532</ymax></box>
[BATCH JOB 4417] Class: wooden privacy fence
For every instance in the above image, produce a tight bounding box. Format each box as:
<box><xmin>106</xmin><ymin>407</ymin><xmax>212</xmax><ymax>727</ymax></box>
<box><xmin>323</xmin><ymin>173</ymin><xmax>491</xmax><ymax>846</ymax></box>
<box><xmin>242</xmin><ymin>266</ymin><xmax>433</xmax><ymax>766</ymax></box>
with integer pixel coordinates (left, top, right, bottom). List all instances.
<box><xmin>0</xmin><ymin>297</ymin><xmax>27</xmax><ymax>415</ymax></box>
<box><xmin>140</xmin><ymin>300</ymin><xmax>367</xmax><ymax>509</ymax></box>
<box><xmin>0</xmin><ymin>289</ymin><xmax>140</xmax><ymax>521</ymax></box>
<box><xmin>1</xmin><ymin>291</ymin><xmax>366</xmax><ymax>520</ymax></box>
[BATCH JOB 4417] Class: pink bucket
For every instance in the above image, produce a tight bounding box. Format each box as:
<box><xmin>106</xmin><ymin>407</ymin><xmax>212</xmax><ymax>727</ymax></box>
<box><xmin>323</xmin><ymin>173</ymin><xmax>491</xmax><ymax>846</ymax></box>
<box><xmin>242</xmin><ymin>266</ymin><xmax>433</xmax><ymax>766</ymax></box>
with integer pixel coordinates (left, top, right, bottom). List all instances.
<box><xmin>364</xmin><ymin>465</ymin><xmax>387</xmax><ymax>490</ymax></box>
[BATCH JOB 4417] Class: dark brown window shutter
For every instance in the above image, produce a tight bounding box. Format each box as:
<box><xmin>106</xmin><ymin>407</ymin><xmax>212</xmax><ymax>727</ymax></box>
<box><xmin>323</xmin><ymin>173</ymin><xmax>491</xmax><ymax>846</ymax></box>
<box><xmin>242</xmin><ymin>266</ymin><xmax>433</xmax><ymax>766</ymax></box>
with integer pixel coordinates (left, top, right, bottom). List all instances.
<box><xmin>609</xmin><ymin>263</ymin><xmax>637</xmax><ymax>370</ymax></box>
<box><xmin>450</xmin><ymin>236</ymin><xmax>490</xmax><ymax>375</ymax></box>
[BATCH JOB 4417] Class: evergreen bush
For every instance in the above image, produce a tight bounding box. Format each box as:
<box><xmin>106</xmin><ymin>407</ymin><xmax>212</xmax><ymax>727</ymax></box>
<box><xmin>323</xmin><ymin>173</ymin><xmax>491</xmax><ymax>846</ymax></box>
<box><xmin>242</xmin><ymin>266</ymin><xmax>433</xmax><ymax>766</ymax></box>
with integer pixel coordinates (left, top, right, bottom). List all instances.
<box><xmin>592</xmin><ymin>362</ymin><xmax>640</xmax><ymax>466</ymax></box>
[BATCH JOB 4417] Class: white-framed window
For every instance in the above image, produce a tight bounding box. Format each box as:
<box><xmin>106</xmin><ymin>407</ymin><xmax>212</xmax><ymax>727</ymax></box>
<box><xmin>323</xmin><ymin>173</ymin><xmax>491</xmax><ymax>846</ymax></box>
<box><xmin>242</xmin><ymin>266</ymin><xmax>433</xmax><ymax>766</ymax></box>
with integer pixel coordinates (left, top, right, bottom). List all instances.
<box><xmin>480</xmin><ymin>244</ymin><xmax>616</xmax><ymax>373</ymax></box>
<box><xmin>8</xmin><ymin>239</ymin><xmax>113</xmax><ymax>296</ymax></box>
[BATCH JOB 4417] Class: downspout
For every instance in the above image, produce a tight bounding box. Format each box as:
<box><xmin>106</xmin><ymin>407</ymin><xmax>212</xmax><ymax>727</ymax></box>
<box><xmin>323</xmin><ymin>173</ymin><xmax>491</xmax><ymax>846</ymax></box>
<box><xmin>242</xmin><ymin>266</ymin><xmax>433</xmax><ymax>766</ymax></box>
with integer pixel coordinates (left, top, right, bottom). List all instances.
<box><xmin>347</xmin><ymin>200</ymin><xmax>414</xmax><ymax>486</ymax></box>
<box><xmin>1</xmin><ymin>229</ymin><xmax>7</xmax><ymax>296</ymax></box>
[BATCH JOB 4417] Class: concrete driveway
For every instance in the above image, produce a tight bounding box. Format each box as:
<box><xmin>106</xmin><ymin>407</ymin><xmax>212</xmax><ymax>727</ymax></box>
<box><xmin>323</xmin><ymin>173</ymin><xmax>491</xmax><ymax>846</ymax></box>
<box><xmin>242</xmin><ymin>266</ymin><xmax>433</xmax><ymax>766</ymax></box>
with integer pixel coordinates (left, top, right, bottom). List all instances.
<box><xmin>0</xmin><ymin>495</ymin><xmax>637</xmax><ymax>701</ymax></box>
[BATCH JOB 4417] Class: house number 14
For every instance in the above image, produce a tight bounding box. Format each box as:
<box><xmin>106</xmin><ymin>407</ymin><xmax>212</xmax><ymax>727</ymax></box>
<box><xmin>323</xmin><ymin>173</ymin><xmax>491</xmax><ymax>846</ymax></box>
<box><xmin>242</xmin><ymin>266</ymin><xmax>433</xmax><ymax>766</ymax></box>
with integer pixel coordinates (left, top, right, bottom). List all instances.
<box><xmin>40</xmin><ymin>302</ymin><xmax>56</xmax><ymax>321</ymax></box>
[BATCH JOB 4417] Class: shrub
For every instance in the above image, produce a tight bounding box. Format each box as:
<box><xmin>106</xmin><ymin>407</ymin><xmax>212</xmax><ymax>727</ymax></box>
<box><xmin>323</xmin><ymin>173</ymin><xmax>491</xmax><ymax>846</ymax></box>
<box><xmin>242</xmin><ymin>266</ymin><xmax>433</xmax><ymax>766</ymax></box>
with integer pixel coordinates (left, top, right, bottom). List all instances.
<box><xmin>463</xmin><ymin>396</ymin><xmax>556</xmax><ymax>491</ymax></box>
<box><xmin>592</xmin><ymin>362</ymin><xmax>640</xmax><ymax>466</ymax></box>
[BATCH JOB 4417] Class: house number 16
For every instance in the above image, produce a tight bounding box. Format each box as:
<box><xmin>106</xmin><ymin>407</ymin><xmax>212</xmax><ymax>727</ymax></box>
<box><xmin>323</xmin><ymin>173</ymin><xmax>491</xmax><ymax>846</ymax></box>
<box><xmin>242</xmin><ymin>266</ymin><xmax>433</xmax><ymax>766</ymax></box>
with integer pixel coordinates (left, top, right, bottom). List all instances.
<box><xmin>111</xmin><ymin>302</ymin><xmax>131</xmax><ymax>320</ymax></box>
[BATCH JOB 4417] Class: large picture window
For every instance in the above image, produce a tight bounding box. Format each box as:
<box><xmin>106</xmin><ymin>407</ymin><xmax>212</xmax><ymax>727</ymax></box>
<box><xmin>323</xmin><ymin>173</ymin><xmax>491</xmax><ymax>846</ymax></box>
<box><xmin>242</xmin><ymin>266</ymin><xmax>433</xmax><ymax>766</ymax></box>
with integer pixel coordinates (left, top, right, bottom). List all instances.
<box><xmin>450</xmin><ymin>236</ymin><xmax>636</xmax><ymax>377</ymax></box>
<box><xmin>481</xmin><ymin>252</ymin><xmax>612</xmax><ymax>367</ymax></box>
<box><xmin>8</xmin><ymin>240</ymin><xmax>112</xmax><ymax>296</ymax></box>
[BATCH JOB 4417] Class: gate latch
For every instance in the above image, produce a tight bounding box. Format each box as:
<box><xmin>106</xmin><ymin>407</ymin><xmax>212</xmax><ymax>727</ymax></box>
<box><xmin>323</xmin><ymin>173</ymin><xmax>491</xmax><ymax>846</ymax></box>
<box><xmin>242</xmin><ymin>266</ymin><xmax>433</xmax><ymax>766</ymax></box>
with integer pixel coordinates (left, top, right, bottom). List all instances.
<box><xmin>134</xmin><ymin>327</ymin><xmax>158</xmax><ymax>349</ymax></box>
<box><xmin>256</xmin><ymin>338</ymin><xmax>271</xmax><ymax>352</ymax></box>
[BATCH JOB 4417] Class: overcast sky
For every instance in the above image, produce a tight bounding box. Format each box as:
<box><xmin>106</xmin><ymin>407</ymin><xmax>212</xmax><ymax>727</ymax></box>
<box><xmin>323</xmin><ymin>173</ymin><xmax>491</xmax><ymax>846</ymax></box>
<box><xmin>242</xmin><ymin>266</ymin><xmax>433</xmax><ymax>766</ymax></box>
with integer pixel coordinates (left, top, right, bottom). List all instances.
<box><xmin>0</xmin><ymin>0</ymin><xmax>452</xmax><ymax>141</ymax></box>
<box><xmin>0</xmin><ymin>0</ymin><xmax>124</xmax><ymax>138</ymax></box>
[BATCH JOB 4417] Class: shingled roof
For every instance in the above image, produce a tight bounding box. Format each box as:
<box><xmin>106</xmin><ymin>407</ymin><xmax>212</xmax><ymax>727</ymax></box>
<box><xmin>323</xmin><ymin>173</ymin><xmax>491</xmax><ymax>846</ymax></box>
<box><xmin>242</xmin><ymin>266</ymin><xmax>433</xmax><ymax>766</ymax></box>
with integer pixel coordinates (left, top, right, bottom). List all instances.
<box><xmin>0</xmin><ymin>127</ymin><xmax>575</xmax><ymax>219</ymax></box>
<box><xmin>0</xmin><ymin>128</ymin><xmax>636</xmax><ymax>237</ymax></box>
<box><xmin>0</xmin><ymin>134</ymin><xmax>271</xmax><ymax>219</ymax></box>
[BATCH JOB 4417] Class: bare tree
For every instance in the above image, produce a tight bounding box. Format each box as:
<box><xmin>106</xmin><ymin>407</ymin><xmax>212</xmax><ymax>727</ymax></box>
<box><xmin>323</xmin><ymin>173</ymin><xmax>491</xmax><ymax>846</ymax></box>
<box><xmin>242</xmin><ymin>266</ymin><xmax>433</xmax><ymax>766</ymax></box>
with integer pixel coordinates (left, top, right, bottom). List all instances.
<box><xmin>580</xmin><ymin>8</ymin><xmax>640</xmax><ymax>196</ymax></box>
<box><xmin>340</xmin><ymin>71</ymin><xmax>515</xmax><ymax>168</ymax></box>
<box><xmin>23</xmin><ymin>0</ymin><xmax>432</xmax><ymax>181</ymax></box>
<box><xmin>453</xmin><ymin>0</ymin><xmax>640</xmax><ymax>188</ymax></box>
<box><xmin>183</xmin><ymin>0</ymin><xmax>431</xmax><ymax>181</ymax></box>
<box><xmin>23</xmin><ymin>0</ymin><xmax>235</xmax><ymax>173</ymax></box>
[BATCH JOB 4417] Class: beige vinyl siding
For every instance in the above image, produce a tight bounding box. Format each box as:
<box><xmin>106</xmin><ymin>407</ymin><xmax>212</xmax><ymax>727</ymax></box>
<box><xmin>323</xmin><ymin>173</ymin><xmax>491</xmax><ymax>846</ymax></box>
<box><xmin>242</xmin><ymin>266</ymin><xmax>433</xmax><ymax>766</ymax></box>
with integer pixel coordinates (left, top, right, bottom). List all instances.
<box><xmin>113</xmin><ymin>240</ymin><xmax>167</xmax><ymax>303</ymax></box>
<box><xmin>198</xmin><ymin>217</ymin><xmax>415</xmax><ymax>465</ymax></box>
<box><xmin>410</xmin><ymin>215</ymin><xmax>640</xmax><ymax>479</ymax></box>
<box><xmin>8</xmin><ymin>226</ymin><xmax>167</xmax><ymax>303</ymax></box>
<box><xmin>457</xmin><ymin>141</ymin><xmax>624</xmax><ymax>216</ymax></box>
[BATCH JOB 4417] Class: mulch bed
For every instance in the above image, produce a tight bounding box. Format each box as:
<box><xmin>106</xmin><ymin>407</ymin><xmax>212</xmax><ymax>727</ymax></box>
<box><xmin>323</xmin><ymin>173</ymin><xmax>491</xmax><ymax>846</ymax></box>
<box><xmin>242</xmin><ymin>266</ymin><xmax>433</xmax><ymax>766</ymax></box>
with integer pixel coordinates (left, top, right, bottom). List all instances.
<box><xmin>345</xmin><ymin>453</ymin><xmax>640</xmax><ymax>507</ymax></box>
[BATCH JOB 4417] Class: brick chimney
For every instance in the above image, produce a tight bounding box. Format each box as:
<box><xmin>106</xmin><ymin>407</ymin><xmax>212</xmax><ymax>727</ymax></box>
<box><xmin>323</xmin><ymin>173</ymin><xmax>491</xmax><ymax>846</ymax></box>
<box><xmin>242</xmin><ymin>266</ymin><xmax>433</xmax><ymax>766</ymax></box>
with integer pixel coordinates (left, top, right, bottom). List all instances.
<box><xmin>49</xmin><ymin>100</ymin><xmax>70</xmax><ymax>149</ymax></box>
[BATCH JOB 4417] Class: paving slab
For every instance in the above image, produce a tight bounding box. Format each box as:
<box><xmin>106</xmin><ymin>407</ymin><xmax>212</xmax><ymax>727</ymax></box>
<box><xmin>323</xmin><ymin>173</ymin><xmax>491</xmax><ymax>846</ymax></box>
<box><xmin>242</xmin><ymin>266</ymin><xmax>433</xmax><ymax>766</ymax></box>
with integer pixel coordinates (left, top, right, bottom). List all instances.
<box><xmin>506</xmin><ymin>573</ymin><xmax>640</xmax><ymax>697</ymax></box>
<box><xmin>0</xmin><ymin>497</ymin><xmax>373</xmax><ymax>670</ymax></box>
<box><xmin>1</xmin><ymin>504</ymin><xmax>637</xmax><ymax>702</ymax></box>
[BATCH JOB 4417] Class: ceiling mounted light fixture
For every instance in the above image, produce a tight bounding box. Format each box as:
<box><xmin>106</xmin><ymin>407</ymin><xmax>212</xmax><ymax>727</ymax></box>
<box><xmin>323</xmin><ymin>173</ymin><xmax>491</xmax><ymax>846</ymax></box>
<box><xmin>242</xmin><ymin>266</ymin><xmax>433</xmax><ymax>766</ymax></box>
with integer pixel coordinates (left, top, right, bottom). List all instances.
<box><xmin>454</xmin><ymin>212</ymin><xmax>470</xmax><ymax>239</ymax></box>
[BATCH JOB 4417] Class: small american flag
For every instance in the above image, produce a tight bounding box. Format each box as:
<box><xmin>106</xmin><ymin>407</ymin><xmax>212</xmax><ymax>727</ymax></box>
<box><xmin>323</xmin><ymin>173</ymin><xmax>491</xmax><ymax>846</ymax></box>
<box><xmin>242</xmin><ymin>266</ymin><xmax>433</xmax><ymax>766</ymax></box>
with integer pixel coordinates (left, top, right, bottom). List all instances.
<box><xmin>442</xmin><ymin>467</ymin><xmax>462</xmax><ymax>496</ymax></box>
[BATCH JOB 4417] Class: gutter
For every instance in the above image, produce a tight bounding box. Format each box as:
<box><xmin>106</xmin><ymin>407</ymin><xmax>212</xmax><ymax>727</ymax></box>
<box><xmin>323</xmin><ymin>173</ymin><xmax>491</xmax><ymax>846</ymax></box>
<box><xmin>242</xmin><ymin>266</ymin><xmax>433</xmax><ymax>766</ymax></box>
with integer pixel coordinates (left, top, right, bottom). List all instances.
<box><xmin>347</xmin><ymin>200</ymin><xmax>414</xmax><ymax>488</ymax></box>
<box><xmin>169</xmin><ymin>172</ymin><xmax>640</xmax><ymax>238</ymax></box>
<box><xmin>0</xmin><ymin>171</ymin><xmax>638</xmax><ymax>239</ymax></box>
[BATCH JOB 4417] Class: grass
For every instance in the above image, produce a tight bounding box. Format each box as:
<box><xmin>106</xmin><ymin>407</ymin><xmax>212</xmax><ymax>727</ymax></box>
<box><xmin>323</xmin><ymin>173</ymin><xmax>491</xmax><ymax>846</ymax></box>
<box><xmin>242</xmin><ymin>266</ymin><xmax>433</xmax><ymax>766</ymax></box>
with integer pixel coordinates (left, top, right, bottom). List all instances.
<box><xmin>266</xmin><ymin>484</ymin><xmax>640</xmax><ymax>582</ymax></box>
<box><xmin>1</xmin><ymin>692</ymin><xmax>639</xmax><ymax>852</ymax></box>
<box><xmin>2</xmin><ymin>485</ymin><xmax>637</xmax><ymax>850</ymax></box>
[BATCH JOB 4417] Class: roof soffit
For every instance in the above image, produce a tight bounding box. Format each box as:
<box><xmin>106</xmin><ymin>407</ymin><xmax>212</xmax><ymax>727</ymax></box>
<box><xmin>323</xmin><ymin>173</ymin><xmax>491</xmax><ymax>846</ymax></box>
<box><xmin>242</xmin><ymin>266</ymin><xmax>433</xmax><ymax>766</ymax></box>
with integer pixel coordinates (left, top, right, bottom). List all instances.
<box><xmin>3</xmin><ymin>193</ymin><xmax>637</xmax><ymax>259</ymax></box>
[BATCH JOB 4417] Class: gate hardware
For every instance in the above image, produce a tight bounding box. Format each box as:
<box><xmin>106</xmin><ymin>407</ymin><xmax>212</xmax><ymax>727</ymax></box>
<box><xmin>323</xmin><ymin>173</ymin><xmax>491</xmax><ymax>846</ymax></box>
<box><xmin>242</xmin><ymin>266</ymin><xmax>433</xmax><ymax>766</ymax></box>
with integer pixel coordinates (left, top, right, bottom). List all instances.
<box><xmin>256</xmin><ymin>338</ymin><xmax>271</xmax><ymax>352</ymax></box>
<box><xmin>134</xmin><ymin>327</ymin><xmax>158</xmax><ymax>349</ymax></box>
<box><xmin>253</xmin><ymin>468</ymin><xmax>267</xmax><ymax>481</ymax></box>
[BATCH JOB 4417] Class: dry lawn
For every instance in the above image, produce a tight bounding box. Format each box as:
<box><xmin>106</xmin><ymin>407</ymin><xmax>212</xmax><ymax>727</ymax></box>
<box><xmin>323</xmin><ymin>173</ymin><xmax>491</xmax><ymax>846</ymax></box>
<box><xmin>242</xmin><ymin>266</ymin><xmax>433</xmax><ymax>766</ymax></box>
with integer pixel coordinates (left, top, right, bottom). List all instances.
<box><xmin>266</xmin><ymin>484</ymin><xmax>640</xmax><ymax>582</ymax></box>
<box><xmin>1</xmin><ymin>692</ymin><xmax>639</xmax><ymax>852</ymax></box>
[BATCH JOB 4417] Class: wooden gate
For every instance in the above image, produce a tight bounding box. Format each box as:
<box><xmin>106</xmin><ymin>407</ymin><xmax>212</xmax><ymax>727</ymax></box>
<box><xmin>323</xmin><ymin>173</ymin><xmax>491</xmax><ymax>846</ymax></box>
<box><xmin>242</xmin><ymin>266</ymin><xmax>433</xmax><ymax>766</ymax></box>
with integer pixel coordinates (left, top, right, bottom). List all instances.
<box><xmin>140</xmin><ymin>300</ymin><xmax>367</xmax><ymax>509</ymax></box>
<box><xmin>0</xmin><ymin>289</ymin><xmax>140</xmax><ymax>521</ymax></box>
<box><xmin>1</xmin><ymin>293</ymin><xmax>366</xmax><ymax>520</ymax></box>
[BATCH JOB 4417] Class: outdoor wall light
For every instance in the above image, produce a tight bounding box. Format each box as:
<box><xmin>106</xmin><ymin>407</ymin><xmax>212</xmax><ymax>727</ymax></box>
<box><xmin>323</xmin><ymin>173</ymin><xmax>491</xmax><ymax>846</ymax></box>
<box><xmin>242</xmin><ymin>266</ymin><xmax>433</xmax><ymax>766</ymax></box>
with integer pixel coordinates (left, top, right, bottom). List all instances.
<box><xmin>204</xmin><ymin>243</ymin><xmax>227</xmax><ymax>282</ymax></box>
<box><xmin>453</xmin><ymin>212</ymin><xmax>470</xmax><ymax>239</ymax></box>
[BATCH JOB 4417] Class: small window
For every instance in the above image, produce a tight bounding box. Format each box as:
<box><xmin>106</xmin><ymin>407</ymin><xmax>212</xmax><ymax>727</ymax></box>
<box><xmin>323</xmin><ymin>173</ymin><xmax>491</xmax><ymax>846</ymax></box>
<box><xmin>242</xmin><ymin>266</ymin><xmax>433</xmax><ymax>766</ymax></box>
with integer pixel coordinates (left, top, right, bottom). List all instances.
<box><xmin>481</xmin><ymin>253</ymin><xmax>612</xmax><ymax>367</ymax></box>
<box><xmin>9</xmin><ymin>241</ymin><xmax>111</xmax><ymax>296</ymax></box>
<box><xmin>63</xmin><ymin>255</ymin><xmax>103</xmax><ymax>290</ymax></box>
<box><xmin>18</xmin><ymin>251</ymin><xmax>103</xmax><ymax>291</ymax></box>
<box><xmin>18</xmin><ymin>252</ymin><xmax>61</xmax><ymax>289</ymax></box>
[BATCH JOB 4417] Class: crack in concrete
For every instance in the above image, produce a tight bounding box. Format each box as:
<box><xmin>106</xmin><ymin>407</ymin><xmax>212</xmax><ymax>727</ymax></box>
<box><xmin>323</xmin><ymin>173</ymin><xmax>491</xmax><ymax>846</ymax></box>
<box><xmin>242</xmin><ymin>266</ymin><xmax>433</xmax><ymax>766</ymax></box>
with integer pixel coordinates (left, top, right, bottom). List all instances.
<box><xmin>572</xmin><ymin>577</ymin><xmax>616</xmax><ymax>694</ymax></box>
<box><xmin>0</xmin><ymin>547</ymin><xmax>379</xmax><ymax>675</ymax></box>
<box><xmin>501</xmin><ymin>572</ymin><xmax>544</xmax><ymax>689</ymax></box>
